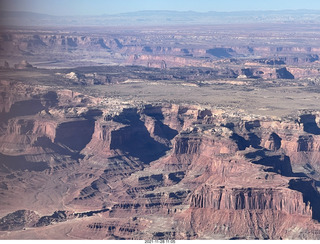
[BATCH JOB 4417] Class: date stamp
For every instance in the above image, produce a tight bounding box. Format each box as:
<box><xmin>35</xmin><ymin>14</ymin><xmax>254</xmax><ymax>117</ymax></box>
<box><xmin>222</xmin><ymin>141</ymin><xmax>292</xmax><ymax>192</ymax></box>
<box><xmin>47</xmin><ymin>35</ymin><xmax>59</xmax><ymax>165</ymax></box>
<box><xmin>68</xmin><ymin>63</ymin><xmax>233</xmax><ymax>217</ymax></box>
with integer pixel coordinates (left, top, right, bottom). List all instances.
<box><xmin>145</xmin><ymin>240</ymin><xmax>176</xmax><ymax>244</ymax></box>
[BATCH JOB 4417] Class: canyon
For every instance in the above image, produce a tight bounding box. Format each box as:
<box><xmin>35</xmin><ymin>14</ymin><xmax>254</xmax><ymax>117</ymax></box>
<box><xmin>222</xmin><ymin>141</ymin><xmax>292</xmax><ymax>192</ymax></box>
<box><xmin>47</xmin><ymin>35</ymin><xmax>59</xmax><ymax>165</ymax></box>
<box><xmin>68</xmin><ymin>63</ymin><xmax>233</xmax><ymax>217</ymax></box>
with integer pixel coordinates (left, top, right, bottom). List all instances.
<box><xmin>1</xmin><ymin>18</ymin><xmax>320</xmax><ymax>240</ymax></box>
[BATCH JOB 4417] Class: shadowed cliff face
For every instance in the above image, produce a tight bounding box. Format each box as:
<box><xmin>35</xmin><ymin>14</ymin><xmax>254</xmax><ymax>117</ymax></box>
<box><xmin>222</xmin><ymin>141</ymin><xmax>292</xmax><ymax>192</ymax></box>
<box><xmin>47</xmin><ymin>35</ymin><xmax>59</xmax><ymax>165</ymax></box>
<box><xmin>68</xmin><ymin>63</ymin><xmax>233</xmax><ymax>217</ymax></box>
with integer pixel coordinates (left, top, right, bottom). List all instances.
<box><xmin>0</xmin><ymin>153</ymin><xmax>49</xmax><ymax>172</ymax></box>
<box><xmin>300</xmin><ymin>114</ymin><xmax>320</xmax><ymax>135</ymax></box>
<box><xmin>276</xmin><ymin>67</ymin><xmax>294</xmax><ymax>79</ymax></box>
<box><xmin>110</xmin><ymin>108</ymin><xmax>174</xmax><ymax>164</ymax></box>
<box><xmin>0</xmin><ymin>100</ymin><xmax>44</xmax><ymax>124</ymax></box>
<box><xmin>206</xmin><ymin>48</ymin><xmax>234</xmax><ymax>58</ymax></box>
<box><xmin>53</xmin><ymin>109</ymin><xmax>102</xmax><ymax>152</ymax></box>
<box><xmin>244</xmin><ymin>149</ymin><xmax>306</xmax><ymax>177</ymax></box>
<box><xmin>289</xmin><ymin>179</ymin><xmax>320</xmax><ymax>221</ymax></box>
<box><xmin>55</xmin><ymin>120</ymin><xmax>95</xmax><ymax>151</ymax></box>
<box><xmin>268</xmin><ymin>133</ymin><xmax>282</xmax><ymax>151</ymax></box>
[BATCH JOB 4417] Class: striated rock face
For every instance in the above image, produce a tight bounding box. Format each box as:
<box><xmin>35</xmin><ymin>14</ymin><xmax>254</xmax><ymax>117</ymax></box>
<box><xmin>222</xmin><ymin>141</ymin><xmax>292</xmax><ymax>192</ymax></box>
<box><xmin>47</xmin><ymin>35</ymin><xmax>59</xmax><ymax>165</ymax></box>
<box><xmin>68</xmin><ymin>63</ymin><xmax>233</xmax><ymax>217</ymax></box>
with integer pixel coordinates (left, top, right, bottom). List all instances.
<box><xmin>1</xmin><ymin>81</ymin><xmax>320</xmax><ymax>240</ymax></box>
<box><xmin>190</xmin><ymin>186</ymin><xmax>311</xmax><ymax>215</ymax></box>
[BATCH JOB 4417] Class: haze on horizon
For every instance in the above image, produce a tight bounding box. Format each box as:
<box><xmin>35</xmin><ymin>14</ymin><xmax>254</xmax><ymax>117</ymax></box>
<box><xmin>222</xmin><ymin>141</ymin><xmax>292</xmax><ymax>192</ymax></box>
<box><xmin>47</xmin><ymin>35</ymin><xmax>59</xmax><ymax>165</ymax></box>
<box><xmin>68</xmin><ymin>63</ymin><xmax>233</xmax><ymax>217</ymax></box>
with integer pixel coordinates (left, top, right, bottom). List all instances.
<box><xmin>1</xmin><ymin>0</ymin><xmax>320</xmax><ymax>16</ymax></box>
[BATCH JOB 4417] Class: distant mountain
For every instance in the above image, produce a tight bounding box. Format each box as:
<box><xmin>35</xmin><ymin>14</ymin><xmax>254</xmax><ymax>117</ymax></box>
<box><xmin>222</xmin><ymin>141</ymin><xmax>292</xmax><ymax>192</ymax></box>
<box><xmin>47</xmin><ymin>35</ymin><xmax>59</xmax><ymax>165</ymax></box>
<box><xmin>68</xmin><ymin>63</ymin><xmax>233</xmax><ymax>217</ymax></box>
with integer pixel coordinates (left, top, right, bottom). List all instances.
<box><xmin>0</xmin><ymin>11</ymin><xmax>57</xmax><ymax>27</ymax></box>
<box><xmin>1</xmin><ymin>9</ymin><xmax>320</xmax><ymax>27</ymax></box>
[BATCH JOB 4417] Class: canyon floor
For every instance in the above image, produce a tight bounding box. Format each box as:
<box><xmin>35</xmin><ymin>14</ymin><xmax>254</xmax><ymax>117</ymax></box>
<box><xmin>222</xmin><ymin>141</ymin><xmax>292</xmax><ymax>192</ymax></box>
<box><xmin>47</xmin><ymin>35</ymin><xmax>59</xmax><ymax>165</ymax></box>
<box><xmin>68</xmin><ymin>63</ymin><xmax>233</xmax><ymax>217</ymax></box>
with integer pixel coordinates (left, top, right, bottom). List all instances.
<box><xmin>1</xmin><ymin>23</ymin><xmax>320</xmax><ymax>240</ymax></box>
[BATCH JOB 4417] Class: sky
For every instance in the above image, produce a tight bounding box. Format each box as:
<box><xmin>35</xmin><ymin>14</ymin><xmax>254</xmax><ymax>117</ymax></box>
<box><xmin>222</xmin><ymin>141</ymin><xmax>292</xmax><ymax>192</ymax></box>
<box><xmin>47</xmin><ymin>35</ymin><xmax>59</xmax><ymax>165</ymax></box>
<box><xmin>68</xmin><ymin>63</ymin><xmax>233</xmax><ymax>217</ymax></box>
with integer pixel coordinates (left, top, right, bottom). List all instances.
<box><xmin>1</xmin><ymin>0</ymin><xmax>320</xmax><ymax>15</ymax></box>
